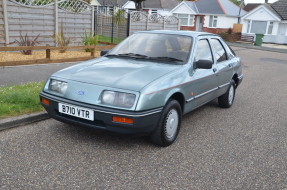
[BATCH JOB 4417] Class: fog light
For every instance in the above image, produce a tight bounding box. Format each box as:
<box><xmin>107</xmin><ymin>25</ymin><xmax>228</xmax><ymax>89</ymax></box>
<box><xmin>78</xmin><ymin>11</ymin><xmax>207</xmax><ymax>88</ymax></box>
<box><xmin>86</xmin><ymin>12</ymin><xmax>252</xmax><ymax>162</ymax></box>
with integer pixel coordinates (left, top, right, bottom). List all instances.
<box><xmin>112</xmin><ymin>116</ymin><xmax>134</xmax><ymax>124</ymax></box>
<box><xmin>41</xmin><ymin>98</ymin><xmax>50</xmax><ymax>105</ymax></box>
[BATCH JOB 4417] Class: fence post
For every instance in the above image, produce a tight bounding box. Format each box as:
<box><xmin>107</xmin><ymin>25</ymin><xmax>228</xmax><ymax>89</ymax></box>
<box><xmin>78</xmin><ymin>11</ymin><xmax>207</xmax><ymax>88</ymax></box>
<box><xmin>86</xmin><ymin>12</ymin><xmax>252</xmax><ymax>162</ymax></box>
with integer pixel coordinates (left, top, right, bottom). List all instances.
<box><xmin>111</xmin><ymin>7</ymin><xmax>114</xmax><ymax>43</ymax></box>
<box><xmin>91</xmin><ymin>45</ymin><xmax>95</xmax><ymax>57</ymax></box>
<box><xmin>46</xmin><ymin>44</ymin><xmax>51</xmax><ymax>59</ymax></box>
<box><xmin>127</xmin><ymin>13</ymin><xmax>131</xmax><ymax>37</ymax></box>
<box><xmin>2</xmin><ymin>0</ymin><xmax>9</xmax><ymax>46</ymax></box>
<box><xmin>92</xmin><ymin>6</ymin><xmax>94</xmax><ymax>36</ymax></box>
<box><xmin>146</xmin><ymin>14</ymin><xmax>149</xmax><ymax>30</ymax></box>
<box><xmin>54</xmin><ymin>0</ymin><xmax>58</xmax><ymax>35</ymax></box>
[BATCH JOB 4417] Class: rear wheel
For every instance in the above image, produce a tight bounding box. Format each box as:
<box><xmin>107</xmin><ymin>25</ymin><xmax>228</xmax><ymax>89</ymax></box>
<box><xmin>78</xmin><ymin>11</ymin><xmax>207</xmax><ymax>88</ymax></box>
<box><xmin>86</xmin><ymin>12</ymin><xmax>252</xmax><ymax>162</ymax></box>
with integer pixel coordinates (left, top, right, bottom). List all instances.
<box><xmin>218</xmin><ymin>79</ymin><xmax>236</xmax><ymax>108</ymax></box>
<box><xmin>150</xmin><ymin>99</ymin><xmax>182</xmax><ymax>147</ymax></box>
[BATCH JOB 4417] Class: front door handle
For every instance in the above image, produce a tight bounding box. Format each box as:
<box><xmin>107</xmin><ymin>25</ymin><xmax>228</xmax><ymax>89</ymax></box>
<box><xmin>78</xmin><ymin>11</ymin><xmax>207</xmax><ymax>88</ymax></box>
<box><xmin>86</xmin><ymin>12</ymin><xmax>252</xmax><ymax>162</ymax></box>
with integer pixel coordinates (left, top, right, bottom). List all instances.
<box><xmin>213</xmin><ymin>68</ymin><xmax>217</xmax><ymax>73</ymax></box>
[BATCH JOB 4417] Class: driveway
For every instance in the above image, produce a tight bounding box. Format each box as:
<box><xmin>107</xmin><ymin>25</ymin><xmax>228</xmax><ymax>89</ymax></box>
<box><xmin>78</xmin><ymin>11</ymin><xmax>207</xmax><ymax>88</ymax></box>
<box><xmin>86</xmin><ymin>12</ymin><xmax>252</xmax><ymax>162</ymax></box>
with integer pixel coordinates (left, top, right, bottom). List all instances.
<box><xmin>0</xmin><ymin>47</ymin><xmax>287</xmax><ymax>189</ymax></box>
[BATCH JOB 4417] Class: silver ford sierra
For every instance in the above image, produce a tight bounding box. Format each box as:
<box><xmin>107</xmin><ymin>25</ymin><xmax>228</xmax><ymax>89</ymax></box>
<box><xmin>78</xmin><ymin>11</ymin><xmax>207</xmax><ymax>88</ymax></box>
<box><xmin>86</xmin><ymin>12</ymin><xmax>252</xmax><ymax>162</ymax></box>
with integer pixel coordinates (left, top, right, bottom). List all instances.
<box><xmin>40</xmin><ymin>30</ymin><xmax>243</xmax><ymax>147</ymax></box>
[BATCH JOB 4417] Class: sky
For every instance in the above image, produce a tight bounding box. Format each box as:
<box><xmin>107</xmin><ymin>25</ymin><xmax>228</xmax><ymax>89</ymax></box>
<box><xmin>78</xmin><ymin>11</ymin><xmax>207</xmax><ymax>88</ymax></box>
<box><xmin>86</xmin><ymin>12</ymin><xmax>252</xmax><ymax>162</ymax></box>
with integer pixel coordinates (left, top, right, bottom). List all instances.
<box><xmin>244</xmin><ymin>0</ymin><xmax>278</xmax><ymax>4</ymax></box>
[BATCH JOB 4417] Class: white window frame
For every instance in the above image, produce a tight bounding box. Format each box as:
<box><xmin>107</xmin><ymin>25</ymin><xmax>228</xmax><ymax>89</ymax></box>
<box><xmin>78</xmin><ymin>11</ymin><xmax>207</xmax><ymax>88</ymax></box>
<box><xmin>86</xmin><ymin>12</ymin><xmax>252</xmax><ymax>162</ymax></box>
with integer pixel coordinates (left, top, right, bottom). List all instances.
<box><xmin>267</xmin><ymin>21</ymin><xmax>274</xmax><ymax>35</ymax></box>
<box><xmin>209</xmin><ymin>15</ymin><xmax>218</xmax><ymax>28</ymax></box>
<box><xmin>173</xmin><ymin>13</ymin><xmax>194</xmax><ymax>26</ymax></box>
<box><xmin>247</xmin><ymin>20</ymin><xmax>274</xmax><ymax>35</ymax></box>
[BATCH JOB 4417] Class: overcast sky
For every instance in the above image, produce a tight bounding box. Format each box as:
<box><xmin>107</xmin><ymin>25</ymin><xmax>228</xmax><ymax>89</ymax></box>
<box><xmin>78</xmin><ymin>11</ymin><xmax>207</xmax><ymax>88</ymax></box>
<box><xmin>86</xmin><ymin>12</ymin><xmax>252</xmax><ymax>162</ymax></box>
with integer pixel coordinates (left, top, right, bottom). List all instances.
<box><xmin>244</xmin><ymin>0</ymin><xmax>277</xmax><ymax>4</ymax></box>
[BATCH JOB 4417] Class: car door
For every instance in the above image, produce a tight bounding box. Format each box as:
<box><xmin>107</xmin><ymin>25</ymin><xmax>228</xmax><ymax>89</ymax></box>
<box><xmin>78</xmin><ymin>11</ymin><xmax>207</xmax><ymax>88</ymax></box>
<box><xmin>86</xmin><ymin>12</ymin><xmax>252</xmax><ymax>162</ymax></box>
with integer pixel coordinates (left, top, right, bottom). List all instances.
<box><xmin>189</xmin><ymin>38</ymin><xmax>219</xmax><ymax>109</ymax></box>
<box><xmin>210</xmin><ymin>38</ymin><xmax>234</xmax><ymax>96</ymax></box>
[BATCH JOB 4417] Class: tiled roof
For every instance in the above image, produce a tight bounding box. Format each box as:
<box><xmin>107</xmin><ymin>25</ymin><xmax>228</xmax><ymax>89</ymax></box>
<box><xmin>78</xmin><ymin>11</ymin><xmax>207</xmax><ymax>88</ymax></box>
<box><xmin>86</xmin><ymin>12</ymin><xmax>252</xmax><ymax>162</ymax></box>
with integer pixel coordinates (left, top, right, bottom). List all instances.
<box><xmin>271</xmin><ymin>0</ymin><xmax>287</xmax><ymax>20</ymax></box>
<box><xmin>264</xmin><ymin>3</ymin><xmax>281</xmax><ymax>19</ymax></box>
<box><xmin>243</xmin><ymin>3</ymin><xmax>261</xmax><ymax>12</ymax></box>
<box><xmin>184</xmin><ymin>0</ymin><xmax>246</xmax><ymax>16</ymax></box>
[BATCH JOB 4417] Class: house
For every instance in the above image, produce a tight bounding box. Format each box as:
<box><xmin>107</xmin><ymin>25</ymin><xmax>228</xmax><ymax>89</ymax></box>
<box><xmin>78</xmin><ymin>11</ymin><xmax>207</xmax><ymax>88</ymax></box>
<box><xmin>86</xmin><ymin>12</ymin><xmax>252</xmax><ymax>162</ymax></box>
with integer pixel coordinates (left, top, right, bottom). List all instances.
<box><xmin>93</xmin><ymin>0</ymin><xmax>180</xmax><ymax>16</ymax></box>
<box><xmin>122</xmin><ymin>0</ymin><xmax>180</xmax><ymax>15</ymax></box>
<box><xmin>170</xmin><ymin>0</ymin><xmax>247</xmax><ymax>34</ymax></box>
<box><xmin>241</xmin><ymin>0</ymin><xmax>287</xmax><ymax>44</ymax></box>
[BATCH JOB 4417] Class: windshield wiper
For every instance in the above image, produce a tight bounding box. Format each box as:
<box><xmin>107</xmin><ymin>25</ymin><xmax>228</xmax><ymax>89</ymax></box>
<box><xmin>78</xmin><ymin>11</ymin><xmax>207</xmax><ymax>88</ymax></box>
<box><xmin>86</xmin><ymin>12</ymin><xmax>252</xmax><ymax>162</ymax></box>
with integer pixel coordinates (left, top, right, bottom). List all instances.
<box><xmin>149</xmin><ymin>56</ymin><xmax>184</xmax><ymax>62</ymax></box>
<box><xmin>118</xmin><ymin>53</ymin><xmax>148</xmax><ymax>58</ymax></box>
<box><xmin>105</xmin><ymin>54</ymin><xmax>119</xmax><ymax>57</ymax></box>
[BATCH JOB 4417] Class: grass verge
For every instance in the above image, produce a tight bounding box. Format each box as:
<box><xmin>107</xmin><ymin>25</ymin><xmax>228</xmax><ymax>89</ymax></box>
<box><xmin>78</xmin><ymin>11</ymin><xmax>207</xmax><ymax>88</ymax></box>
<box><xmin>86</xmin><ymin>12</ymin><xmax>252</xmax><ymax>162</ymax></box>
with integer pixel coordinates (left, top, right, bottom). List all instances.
<box><xmin>98</xmin><ymin>35</ymin><xmax>124</xmax><ymax>44</ymax></box>
<box><xmin>0</xmin><ymin>82</ymin><xmax>45</xmax><ymax>119</ymax></box>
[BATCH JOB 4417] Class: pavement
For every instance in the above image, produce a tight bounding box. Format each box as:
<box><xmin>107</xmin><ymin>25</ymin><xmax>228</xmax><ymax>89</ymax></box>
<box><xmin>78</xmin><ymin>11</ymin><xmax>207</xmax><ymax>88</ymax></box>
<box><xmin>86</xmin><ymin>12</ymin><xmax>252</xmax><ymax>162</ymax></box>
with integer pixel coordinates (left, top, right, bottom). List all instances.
<box><xmin>0</xmin><ymin>42</ymin><xmax>286</xmax><ymax>131</ymax></box>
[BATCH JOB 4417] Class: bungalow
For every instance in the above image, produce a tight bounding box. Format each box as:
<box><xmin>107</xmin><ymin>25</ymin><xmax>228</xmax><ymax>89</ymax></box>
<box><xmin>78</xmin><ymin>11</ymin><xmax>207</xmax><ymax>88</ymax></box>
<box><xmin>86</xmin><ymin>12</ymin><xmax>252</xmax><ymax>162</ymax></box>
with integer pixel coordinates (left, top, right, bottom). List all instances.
<box><xmin>241</xmin><ymin>0</ymin><xmax>287</xmax><ymax>44</ymax></box>
<box><xmin>170</xmin><ymin>0</ymin><xmax>247</xmax><ymax>33</ymax></box>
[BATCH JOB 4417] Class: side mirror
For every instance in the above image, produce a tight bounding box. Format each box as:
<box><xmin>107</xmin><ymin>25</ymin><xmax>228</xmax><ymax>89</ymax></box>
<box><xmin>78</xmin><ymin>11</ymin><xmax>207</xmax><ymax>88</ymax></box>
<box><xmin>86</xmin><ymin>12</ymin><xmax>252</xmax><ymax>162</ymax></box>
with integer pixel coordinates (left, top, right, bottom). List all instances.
<box><xmin>101</xmin><ymin>49</ymin><xmax>110</xmax><ymax>56</ymax></box>
<box><xmin>195</xmin><ymin>60</ymin><xmax>213</xmax><ymax>69</ymax></box>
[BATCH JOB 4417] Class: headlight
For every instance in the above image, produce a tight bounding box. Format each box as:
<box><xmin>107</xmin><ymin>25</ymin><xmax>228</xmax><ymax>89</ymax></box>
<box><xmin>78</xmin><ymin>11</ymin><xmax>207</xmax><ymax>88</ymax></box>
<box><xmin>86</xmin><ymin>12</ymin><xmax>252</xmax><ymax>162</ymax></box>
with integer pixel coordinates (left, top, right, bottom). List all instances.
<box><xmin>49</xmin><ymin>79</ymin><xmax>68</xmax><ymax>94</ymax></box>
<box><xmin>101</xmin><ymin>91</ymin><xmax>136</xmax><ymax>108</ymax></box>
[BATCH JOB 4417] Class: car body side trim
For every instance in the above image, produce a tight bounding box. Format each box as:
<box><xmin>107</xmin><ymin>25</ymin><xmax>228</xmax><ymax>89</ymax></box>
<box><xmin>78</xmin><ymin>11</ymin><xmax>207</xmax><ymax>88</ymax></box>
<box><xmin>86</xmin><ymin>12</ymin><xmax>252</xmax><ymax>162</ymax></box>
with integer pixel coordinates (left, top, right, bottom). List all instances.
<box><xmin>146</xmin><ymin>67</ymin><xmax>233</xmax><ymax>95</ymax></box>
<box><xmin>186</xmin><ymin>87</ymin><xmax>218</xmax><ymax>103</ymax></box>
<box><xmin>238</xmin><ymin>74</ymin><xmax>244</xmax><ymax>80</ymax></box>
<box><xmin>219</xmin><ymin>83</ymin><xmax>230</xmax><ymax>88</ymax></box>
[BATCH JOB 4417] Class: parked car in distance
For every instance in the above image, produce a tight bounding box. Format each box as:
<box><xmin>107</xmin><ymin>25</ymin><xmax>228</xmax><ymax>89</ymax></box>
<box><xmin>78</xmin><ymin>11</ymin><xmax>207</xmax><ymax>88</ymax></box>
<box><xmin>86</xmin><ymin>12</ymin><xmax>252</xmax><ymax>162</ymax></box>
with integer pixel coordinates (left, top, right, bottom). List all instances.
<box><xmin>40</xmin><ymin>30</ymin><xmax>243</xmax><ymax>147</ymax></box>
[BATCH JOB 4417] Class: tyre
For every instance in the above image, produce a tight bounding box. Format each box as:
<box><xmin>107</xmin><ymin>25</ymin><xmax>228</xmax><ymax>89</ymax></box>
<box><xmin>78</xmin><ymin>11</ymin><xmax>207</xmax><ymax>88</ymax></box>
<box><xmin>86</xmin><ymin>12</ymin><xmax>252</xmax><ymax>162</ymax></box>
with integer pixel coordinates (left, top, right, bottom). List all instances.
<box><xmin>218</xmin><ymin>79</ymin><xmax>236</xmax><ymax>108</ymax></box>
<box><xmin>150</xmin><ymin>99</ymin><xmax>182</xmax><ymax>147</ymax></box>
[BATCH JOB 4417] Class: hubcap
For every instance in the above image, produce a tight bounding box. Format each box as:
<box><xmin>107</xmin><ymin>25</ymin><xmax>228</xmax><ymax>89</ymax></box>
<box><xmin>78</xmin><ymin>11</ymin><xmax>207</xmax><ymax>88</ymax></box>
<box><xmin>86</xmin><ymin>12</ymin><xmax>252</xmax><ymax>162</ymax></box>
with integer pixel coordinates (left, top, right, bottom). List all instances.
<box><xmin>164</xmin><ymin>109</ymin><xmax>179</xmax><ymax>139</ymax></box>
<box><xmin>228</xmin><ymin>85</ymin><xmax>234</xmax><ymax>105</ymax></box>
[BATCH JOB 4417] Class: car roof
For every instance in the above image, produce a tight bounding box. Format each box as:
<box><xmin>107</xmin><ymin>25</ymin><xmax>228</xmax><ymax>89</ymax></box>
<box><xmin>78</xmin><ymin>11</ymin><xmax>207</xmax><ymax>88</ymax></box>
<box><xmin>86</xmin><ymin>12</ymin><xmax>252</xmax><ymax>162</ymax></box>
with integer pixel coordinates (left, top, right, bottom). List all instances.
<box><xmin>136</xmin><ymin>30</ymin><xmax>219</xmax><ymax>38</ymax></box>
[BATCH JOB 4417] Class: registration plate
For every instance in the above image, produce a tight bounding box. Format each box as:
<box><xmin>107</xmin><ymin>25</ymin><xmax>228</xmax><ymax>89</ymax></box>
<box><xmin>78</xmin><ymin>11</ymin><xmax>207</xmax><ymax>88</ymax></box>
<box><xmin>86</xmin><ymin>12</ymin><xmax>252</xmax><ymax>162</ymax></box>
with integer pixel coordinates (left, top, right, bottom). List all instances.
<box><xmin>58</xmin><ymin>103</ymin><xmax>94</xmax><ymax>121</ymax></box>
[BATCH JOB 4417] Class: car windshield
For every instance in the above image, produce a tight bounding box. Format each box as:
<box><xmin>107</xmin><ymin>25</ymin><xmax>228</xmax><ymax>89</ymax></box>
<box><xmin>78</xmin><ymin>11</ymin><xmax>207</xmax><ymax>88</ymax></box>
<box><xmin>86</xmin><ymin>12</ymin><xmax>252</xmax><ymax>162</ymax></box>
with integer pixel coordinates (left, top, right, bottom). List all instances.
<box><xmin>108</xmin><ymin>33</ymin><xmax>193</xmax><ymax>64</ymax></box>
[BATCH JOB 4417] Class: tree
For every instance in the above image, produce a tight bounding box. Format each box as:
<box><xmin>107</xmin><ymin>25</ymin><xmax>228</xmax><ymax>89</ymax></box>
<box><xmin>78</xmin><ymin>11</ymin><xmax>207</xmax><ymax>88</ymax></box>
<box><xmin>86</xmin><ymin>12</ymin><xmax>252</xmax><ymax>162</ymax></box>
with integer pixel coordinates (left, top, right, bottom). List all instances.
<box><xmin>230</xmin><ymin>0</ymin><xmax>240</xmax><ymax>6</ymax></box>
<box><xmin>131</xmin><ymin>0</ymin><xmax>146</xmax><ymax>11</ymax></box>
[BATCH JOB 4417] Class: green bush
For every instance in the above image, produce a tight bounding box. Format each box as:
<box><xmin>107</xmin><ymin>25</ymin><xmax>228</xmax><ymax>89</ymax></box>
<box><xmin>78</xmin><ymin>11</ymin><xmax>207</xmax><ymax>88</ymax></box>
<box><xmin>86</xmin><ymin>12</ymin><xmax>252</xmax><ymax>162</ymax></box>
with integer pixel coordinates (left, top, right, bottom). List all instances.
<box><xmin>81</xmin><ymin>30</ymin><xmax>99</xmax><ymax>52</ymax></box>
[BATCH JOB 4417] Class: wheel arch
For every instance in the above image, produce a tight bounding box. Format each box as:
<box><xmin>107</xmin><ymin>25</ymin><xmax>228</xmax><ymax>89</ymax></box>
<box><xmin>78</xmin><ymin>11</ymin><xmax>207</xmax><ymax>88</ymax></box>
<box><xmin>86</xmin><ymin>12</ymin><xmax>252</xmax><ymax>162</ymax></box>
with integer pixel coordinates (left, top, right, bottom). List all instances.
<box><xmin>168</xmin><ymin>92</ymin><xmax>185</xmax><ymax>113</ymax></box>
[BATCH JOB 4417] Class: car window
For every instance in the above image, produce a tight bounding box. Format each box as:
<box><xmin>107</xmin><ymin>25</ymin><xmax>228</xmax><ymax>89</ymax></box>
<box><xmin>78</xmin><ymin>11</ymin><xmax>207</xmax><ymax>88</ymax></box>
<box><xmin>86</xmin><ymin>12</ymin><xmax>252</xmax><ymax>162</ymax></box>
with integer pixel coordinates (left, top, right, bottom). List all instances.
<box><xmin>210</xmin><ymin>39</ymin><xmax>227</xmax><ymax>63</ymax></box>
<box><xmin>194</xmin><ymin>39</ymin><xmax>213</xmax><ymax>63</ymax></box>
<box><xmin>108</xmin><ymin>33</ymin><xmax>193</xmax><ymax>63</ymax></box>
<box><xmin>176</xmin><ymin>36</ymin><xmax>192</xmax><ymax>51</ymax></box>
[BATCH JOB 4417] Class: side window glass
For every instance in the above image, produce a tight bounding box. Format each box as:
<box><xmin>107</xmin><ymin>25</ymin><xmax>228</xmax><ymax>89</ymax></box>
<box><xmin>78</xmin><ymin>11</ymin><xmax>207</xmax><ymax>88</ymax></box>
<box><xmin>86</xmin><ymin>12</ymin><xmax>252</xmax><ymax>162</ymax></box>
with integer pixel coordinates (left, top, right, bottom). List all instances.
<box><xmin>211</xmin><ymin>39</ymin><xmax>227</xmax><ymax>62</ymax></box>
<box><xmin>194</xmin><ymin>39</ymin><xmax>213</xmax><ymax>63</ymax></box>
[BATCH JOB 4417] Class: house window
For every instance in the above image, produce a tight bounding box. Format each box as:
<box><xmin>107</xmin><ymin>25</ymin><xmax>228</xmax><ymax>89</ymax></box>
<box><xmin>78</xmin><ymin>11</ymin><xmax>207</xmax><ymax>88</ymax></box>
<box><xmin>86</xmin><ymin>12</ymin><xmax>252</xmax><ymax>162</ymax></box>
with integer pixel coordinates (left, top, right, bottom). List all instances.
<box><xmin>209</xmin><ymin>16</ymin><xmax>217</xmax><ymax>27</ymax></box>
<box><xmin>173</xmin><ymin>14</ymin><xmax>194</xmax><ymax>26</ymax></box>
<box><xmin>267</xmin><ymin>22</ymin><xmax>273</xmax><ymax>34</ymax></box>
<box><xmin>250</xmin><ymin>21</ymin><xmax>267</xmax><ymax>34</ymax></box>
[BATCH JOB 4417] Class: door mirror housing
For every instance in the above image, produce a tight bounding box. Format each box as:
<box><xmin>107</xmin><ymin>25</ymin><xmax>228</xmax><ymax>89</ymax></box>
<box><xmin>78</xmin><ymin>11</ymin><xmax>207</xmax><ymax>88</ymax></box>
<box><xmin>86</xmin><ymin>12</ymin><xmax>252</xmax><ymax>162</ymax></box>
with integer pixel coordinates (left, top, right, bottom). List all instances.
<box><xmin>101</xmin><ymin>49</ymin><xmax>110</xmax><ymax>56</ymax></box>
<box><xmin>195</xmin><ymin>60</ymin><xmax>213</xmax><ymax>69</ymax></box>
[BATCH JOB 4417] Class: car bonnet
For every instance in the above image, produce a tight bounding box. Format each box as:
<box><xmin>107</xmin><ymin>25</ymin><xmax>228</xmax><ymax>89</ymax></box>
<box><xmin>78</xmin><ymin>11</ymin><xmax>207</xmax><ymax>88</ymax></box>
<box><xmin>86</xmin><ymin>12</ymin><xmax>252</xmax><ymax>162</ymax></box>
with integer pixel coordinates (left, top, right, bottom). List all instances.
<box><xmin>51</xmin><ymin>57</ymin><xmax>182</xmax><ymax>92</ymax></box>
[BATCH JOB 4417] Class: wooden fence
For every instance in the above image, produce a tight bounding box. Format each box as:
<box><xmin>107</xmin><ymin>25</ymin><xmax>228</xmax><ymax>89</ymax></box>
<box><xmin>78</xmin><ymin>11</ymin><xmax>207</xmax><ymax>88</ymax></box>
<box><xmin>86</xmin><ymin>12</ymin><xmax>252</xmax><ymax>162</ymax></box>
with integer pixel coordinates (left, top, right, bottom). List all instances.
<box><xmin>0</xmin><ymin>44</ymin><xmax>116</xmax><ymax>67</ymax></box>
<box><xmin>219</xmin><ymin>33</ymin><xmax>254</xmax><ymax>45</ymax></box>
<box><xmin>0</xmin><ymin>0</ymin><xmax>94</xmax><ymax>47</ymax></box>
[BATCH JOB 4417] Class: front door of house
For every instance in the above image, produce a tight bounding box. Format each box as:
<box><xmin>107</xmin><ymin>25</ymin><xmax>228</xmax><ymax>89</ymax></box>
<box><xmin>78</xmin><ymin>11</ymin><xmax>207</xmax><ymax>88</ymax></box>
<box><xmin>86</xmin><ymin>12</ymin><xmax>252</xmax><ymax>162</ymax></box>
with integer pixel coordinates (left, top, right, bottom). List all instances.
<box><xmin>196</xmin><ymin>16</ymin><xmax>203</xmax><ymax>32</ymax></box>
<box><xmin>276</xmin><ymin>23</ymin><xmax>287</xmax><ymax>44</ymax></box>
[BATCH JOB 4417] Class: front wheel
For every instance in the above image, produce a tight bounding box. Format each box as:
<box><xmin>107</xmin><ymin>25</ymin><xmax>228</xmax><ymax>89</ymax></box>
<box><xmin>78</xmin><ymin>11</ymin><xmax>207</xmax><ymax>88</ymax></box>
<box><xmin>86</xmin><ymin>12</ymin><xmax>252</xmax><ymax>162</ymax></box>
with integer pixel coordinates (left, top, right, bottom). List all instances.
<box><xmin>150</xmin><ymin>99</ymin><xmax>182</xmax><ymax>147</ymax></box>
<box><xmin>218</xmin><ymin>79</ymin><xmax>236</xmax><ymax>108</ymax></box>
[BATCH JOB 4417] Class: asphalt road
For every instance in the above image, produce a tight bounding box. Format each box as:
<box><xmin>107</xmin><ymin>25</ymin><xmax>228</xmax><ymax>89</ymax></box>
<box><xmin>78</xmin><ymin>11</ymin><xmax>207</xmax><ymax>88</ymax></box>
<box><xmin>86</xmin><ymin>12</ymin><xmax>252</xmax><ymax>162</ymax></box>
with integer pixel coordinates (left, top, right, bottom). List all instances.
<box><xmin>0</xmin><ymin>62</ymin><xmax>79</xmax><ymax>87</ymax></box>
<box><xmin>1</xmin><ymin>47</ymin><xmax>287</xmax><ymax>189</ymax></box>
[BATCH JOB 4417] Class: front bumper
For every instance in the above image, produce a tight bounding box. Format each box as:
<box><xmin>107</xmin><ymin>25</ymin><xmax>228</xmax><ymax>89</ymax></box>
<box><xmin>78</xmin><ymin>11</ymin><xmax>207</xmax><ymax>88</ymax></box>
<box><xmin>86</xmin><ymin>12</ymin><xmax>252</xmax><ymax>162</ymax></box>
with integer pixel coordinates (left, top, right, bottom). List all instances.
<box><xmin>40</xmin><ymin>92</ymin><xmax>162</xmax><ymax>137</ymax></box>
